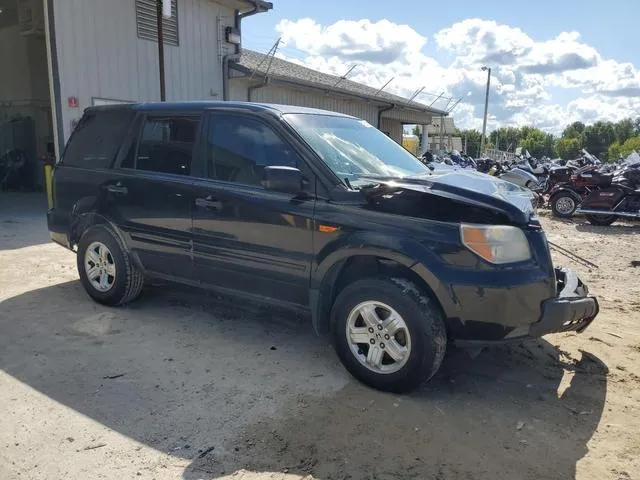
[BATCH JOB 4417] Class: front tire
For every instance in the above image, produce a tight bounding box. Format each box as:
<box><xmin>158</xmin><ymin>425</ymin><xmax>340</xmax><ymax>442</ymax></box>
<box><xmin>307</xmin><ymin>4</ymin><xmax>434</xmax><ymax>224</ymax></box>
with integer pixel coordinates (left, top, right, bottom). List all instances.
<box><xmin>551</xmin><ymin>193</ymin><xmax>578</xmax><ymax>218</ymax></box>
<box><xmin>331</xmin><ymin>277</ymin><xmax>447</xmax><ymax>393</ymax></box>
<box><xmin>77</xmin><ymin>224</ymin><xmax>144</xmax><ymax>306</ymax></box>
<box><xmin>585</xmin><ymin>214</ymin><xmax>618</xmax><ymax>226</ymax></box>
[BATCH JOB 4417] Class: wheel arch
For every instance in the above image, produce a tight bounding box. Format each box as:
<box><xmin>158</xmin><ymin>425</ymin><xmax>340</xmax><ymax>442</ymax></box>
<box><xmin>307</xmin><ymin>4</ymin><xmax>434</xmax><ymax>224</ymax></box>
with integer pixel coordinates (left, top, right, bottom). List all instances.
<box><xmin>550</xmin><ymin>187</ymin><xmax>583</xmax><ymax>204</ymax></box>
<box><xmin>309</xmin><ymin>248</ymin><xmax>447</xmax><ymax>336</ymax></box>
<box><xmin>70</xmin><ymin>213</ymin><xmax>144</xmax><ymax>273</ymax></box>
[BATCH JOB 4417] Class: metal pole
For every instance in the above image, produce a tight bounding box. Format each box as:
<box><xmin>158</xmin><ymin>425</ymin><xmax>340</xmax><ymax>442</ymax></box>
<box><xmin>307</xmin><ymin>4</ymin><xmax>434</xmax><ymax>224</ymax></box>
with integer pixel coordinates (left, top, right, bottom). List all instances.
<box><xmin>464</xmin><ymin>132</ymin><xmax>468</xmax><ymax>155</ymax></box>
<box><xmin>374</xmin><ymin>77</ymin><xmax>394</xmax><ymax>97</ymax></box>
<box><xmin>479</xmin><ymin>67</ymin><xmax>491</xmax><ymax>156</ymax></box>
<box><xmin>429</xmin><ymin>92</ymin><xmax>444</xmax><ymax>107</ymax></box>
<box><xmin>156</xmin><ymin>0</ymin><xmax>166</xmax><ymax>101</ymax></box>
<box><xmin>333</xmin><ymin>64</ymin><xmax>357</xmax><ymax>88</ymax></box>
<box><xmin>439</xmin><ymin>115</ymin><xmax>444</xmax><ymax>153</ymax></box>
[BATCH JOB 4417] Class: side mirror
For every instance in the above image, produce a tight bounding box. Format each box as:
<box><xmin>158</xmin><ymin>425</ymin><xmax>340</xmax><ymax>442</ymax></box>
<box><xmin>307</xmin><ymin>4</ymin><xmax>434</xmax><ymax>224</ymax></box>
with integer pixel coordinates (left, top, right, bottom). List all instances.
<box><xmin>262</xmin><ymin>166</ymin><xmax>304</xmax><ymax>195</ymax></box>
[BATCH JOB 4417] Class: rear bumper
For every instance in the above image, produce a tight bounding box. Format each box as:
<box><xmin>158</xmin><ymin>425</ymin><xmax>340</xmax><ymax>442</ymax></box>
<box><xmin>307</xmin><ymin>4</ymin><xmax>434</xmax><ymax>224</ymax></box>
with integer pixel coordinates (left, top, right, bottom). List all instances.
<box><xmin>454</xmin><ymin>267</ymin><xmax>599</xmax><ymax>347</ymax></box>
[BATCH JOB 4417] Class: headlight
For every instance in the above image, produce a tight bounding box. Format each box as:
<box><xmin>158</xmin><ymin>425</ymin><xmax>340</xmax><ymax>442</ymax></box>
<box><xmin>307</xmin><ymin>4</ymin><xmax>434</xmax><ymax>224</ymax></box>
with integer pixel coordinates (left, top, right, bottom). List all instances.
<box><xmin>460</xmin><ymin>224</ymin><xmax>531</xmax><ymax>264</ymax></box>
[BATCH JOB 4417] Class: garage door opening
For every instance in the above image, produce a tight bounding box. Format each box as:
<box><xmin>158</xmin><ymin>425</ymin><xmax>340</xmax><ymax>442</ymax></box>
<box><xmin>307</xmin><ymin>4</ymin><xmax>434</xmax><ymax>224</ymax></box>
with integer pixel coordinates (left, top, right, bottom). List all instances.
<box><xmin>0</xmin><ymin>0</ymin><xmax>53</xmax><ymax>194</ymax></box>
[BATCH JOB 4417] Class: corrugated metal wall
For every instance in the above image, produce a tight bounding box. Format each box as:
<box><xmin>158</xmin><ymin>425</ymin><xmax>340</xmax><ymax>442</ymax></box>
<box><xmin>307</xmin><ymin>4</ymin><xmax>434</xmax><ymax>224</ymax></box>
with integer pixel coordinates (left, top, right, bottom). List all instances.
<box><xmin>380</xmin><ymin>118</ymin><xmax>403</xmax><ymax>144</ymax></box>
<box><xmin>228</xmin><ymin>80</ymin><xmax>248</xmax><ymax>102</ymax></box>
<box><xmin>228</xmin><ymin>79</ymin><xmax>436</xmax><ymax>144</ymax></box>
<box><xmin>230</xmin><ymin>81</ymin><xmax>380</xmax><ymax>126</ymax></box>
<box><xmin>52</xmin><ymin>0</ymin><xmax>233</xmax><ymax>141</ymax></box>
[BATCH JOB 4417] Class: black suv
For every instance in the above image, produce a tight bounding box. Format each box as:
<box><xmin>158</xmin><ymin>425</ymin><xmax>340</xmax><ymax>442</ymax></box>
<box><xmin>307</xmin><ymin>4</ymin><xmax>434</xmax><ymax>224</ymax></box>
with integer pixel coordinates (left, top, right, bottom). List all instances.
<box><xmin>48</xmin><ymin>102</ymin><xmax>599</xmax><ymax>392</ymax></box>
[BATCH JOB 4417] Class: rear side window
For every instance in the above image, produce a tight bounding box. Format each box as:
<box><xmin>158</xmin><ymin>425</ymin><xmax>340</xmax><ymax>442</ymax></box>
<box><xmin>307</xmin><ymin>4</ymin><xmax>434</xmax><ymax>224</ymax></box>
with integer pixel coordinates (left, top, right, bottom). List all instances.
<box><xmin>122</xmin><ymin>115</ymin><xmax>199</xmax><ymax>175</ymax></box>
<box><xmin>62</xmin><ymin>110</ymin><xmax>133</xmax><ymax>168</ymax></box>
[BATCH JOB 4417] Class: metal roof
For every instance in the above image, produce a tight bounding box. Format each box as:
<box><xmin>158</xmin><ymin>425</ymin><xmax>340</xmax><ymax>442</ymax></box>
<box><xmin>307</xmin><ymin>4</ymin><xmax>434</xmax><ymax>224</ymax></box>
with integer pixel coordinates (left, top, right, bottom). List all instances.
<box><xmin>231</xmin><ymin>49</ymin><xmax>448</xmax><ymax>117</ymax></box>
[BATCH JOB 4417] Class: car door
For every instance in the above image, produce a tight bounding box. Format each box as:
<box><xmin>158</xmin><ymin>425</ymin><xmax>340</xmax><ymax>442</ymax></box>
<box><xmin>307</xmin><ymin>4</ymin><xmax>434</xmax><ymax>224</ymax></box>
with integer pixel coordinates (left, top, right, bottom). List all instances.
<box><xmin>191</xmin><ymin>112</ymin><xmax>315</xmax><ymax>307</ymax></box>
<box><xmin>105</xmin><ymin>112</ymin><xmax>202</xmax><ymax>281</ymax></box>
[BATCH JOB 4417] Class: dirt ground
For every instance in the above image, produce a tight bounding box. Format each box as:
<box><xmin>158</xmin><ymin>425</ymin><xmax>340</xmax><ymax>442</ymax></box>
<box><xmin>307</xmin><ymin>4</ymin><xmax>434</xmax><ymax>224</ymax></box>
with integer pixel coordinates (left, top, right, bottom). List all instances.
<box><xmin>0</xmin><ymin>192</ymin><xmax>639</xmax><ymax>480</ymax></box>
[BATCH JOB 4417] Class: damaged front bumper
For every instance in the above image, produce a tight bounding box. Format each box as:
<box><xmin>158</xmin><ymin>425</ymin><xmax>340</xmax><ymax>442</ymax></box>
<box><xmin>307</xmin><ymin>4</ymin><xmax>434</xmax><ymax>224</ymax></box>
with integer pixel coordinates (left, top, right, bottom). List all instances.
<box><xmin>456</xmin><ymin>267</ymin><xmax>600</xmax><ymax>347</ymax></box>
<box><xmin>528</xmin><ymin>267</ymin><xmax>599</xmax><ymax>337</ymax></box>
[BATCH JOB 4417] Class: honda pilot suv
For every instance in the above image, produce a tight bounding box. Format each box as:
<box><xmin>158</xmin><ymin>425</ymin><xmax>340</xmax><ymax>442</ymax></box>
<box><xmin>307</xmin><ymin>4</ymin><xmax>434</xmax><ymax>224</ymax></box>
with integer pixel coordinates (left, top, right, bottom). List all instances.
<box><xmin>48</xmin><ymin>102</ymin><xmax>599</xmax><ymax>392</ymax></box>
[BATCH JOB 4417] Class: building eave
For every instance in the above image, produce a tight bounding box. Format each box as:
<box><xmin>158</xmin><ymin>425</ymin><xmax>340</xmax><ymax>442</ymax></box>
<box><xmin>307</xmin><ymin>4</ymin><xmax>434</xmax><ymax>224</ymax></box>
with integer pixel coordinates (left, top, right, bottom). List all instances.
<box><xmin>229</xmin><ymin>63</ymin><xmax>448</xmax><ymax>118</ymax></box>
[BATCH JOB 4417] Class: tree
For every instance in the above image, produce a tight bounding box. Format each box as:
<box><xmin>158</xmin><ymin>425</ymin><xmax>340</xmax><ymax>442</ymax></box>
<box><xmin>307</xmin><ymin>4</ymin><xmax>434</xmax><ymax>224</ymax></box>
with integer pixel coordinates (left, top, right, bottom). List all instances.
<box><xmin>411</xmin><ymin>125</ymin><xmax>420</xmax><ymax>136</ymax></box>
<box><xmin>489</xmin><ymin>127</ymin><xmax>521</xmax><ymax>152</ymax></box>
<box><xmin>520</xmin><ymin>129</ymin><xmax>555</xmax><ymax>158</ymax></box>
<box><xmin>582</xmin><ymin>121</ymin><xmax>616</xmax><ymax>158</ymax></box>
<box><xmin>458</xmin><ymin>129</ymin><xmax>483</xmax><ymax>157</ymax></box>
<box><xmin>562</xmin><ymin>121</ymin><xmax>586</xmax><ymax>140</ymax></box>
<box><xmin>608</xmin><ymin>141</ymin><xmax>622</xmax><ymax>160</ymax></box>
<box><xmin>618</xmin><ymin>136</ymin><xmax>640</xmax><ymax>158</ymax></box>
<box><xmin>614</xmin><ymin>118</ymin><xmax>634</xmax><ymax>144</ymax></box>
<box><xmin>556</xmin><ymin>137</ymin><xmax>582</xmax><ymax>160</ymax></box>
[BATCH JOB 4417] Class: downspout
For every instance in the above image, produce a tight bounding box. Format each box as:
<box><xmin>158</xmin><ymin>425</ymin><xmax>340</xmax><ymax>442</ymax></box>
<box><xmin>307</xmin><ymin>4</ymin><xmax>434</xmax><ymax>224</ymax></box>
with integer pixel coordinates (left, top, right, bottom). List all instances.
<box><xmin>223</xmin><ymin>3</ymin><xmax>266</xmax><ymax>100</ymax></box>
<box><xmin>247</xmin><ymin>78</ymin><xmax>269</xmax><ymax>102</ymax></box>
<box><xmin>377</xmin><ymin>103</ymin><xmax>394</xmax><ymax>130</ymax></box>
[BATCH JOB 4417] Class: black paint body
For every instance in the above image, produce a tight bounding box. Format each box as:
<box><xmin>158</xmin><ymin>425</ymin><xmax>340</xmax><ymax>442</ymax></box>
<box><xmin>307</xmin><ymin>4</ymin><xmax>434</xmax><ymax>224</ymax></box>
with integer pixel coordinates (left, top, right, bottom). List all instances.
<box><xmin>48</xmin><ymin>102</ymin><xmax>598</xmax><ymax>344</ymax></box>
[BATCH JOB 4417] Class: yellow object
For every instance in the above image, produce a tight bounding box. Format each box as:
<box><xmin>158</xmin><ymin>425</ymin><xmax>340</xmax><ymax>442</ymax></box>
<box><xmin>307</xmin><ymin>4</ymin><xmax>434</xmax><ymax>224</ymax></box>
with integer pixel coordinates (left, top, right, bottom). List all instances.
<box><xmin>402</xmin><ymin>135</ymin><xmax>419</xmax><ymax>156</ymax></box>
<box><xmin>44</xmin><ymin>164</ymin><xmax>53</xmax><ymax>209</ymax></box>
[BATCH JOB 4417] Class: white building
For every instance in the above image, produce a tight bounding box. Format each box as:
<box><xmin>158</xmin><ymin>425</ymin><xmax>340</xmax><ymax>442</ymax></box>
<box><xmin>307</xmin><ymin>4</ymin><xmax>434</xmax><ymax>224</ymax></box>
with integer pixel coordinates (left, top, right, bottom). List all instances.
<box><xmin>0</xmin><ymin>0</ymin><xmax>271</xmax><ymax>187</ymax></box>
<box><xmin>228</xmin><ymin>49</ymin><xmax>447</xmax><ymax>145</ymax></box>
<box><xmin>423</xmin><ymin>117</ymin><xmax>463</xmax><ymax>153</ymax></box>
<box><xmin>0</xmin><ymin>0</ymin><xmax>446</xmax><ymax>191</ymax></box>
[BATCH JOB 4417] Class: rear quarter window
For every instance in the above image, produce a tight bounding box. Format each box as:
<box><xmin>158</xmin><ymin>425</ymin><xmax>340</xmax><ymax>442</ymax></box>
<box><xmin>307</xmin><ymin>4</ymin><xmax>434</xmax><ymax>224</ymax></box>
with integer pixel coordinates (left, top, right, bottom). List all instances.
<box><xmin>61</xmin><ymin>109</ymin><xmax>134</xmax><ymax>168</ymax></box>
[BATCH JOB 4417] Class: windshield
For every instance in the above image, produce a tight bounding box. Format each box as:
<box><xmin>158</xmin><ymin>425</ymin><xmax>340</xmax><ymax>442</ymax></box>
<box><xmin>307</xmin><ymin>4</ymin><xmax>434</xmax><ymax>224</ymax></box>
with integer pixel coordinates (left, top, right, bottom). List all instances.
<box><xmin>284</xmin><ymin>114</ymin><xmax>430</xmax><ymax>185</ymax></box>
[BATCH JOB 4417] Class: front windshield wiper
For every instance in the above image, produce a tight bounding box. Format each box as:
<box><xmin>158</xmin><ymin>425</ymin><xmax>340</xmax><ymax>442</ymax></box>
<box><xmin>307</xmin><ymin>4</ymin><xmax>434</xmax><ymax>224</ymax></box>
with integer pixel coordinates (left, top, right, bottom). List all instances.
<box><xmin>344</xmin><ymin>175</ymin><xmax>384</xmax><ymax>190</ymax></box>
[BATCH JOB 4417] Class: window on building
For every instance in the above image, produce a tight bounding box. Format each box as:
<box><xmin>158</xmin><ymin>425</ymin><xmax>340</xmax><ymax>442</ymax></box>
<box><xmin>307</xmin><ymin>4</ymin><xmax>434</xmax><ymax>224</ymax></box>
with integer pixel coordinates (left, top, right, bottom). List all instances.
<box><xmin>130</xmin><ymin>116</ymin><xmax>199</xmax><ymax>175</ymax></box>
<box><xmin>135</xmin><ymin>0</ymin><xmax>178</xmax><ymax>46</ymax></box>
<box><xmin>207</xmin><ymin>116</ymin><xmax>300</xmax><ymax>186</ymax></box>
<box><xmin>62</xmin><ymin>110</ymin><xmax>134</xmax><ymax>169</ymax></box>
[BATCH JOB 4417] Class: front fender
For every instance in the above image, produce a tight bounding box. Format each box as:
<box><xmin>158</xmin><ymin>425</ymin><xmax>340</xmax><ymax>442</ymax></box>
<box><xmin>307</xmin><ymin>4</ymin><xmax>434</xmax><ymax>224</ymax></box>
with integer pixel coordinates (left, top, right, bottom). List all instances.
<box><xmin>309</xmin><ymin>230</ymin><xmax>457</xmax><ymax>335</ymax></box>
<box><xmin>550</xmin><ymin>187</ymin><xmax>583</xmax><ymax>203</ymax></box>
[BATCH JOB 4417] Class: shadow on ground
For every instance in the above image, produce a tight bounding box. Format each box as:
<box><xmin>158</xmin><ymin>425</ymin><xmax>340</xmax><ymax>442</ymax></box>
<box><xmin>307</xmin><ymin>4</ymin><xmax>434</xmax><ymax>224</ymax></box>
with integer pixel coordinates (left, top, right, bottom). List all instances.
<box><xmin>0</xmin><ymin>192</ymin><xmax>50</xmax><ymax>250</ymax></box>
<box><xmin>575</xmin><ymin>221</ymin><xmax>640</xmax><ymax>235</ymax></box>
<box><xmin>0</xmin><ymin>281</ymin><xmax>607</xmax><ymax>480</ymax></box>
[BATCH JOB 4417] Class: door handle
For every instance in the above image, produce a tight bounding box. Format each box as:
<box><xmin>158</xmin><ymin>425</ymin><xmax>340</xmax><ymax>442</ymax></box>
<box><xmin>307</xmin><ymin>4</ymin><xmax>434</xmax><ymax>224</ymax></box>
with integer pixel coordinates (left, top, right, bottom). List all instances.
<box><xmin>195</xmin><ymin>196</ymin><xmax>222</xmax><ymax>211</ymax></box>
<box><xmin>104</xmin><ymin>183</ymin><xmax>128</xmax><ymax>195</ymax></box>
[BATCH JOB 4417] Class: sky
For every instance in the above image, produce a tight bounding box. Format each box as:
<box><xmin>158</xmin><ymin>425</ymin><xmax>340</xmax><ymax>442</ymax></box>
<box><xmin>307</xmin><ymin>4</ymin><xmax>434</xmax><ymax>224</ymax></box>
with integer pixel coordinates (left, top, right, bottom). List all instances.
<box><xmin>242</xmin><ymin>0</ymin><xmax>640</xmax><ymax>134</ymax></box>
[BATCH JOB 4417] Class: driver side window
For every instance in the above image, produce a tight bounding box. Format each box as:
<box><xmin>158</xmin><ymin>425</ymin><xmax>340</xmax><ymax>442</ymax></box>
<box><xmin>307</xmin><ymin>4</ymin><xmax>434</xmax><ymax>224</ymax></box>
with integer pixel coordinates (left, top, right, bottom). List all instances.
<box><xmin>206</xmin><ymin>115</ymin><xmax>300</xmax><ymax>186</ymax></box>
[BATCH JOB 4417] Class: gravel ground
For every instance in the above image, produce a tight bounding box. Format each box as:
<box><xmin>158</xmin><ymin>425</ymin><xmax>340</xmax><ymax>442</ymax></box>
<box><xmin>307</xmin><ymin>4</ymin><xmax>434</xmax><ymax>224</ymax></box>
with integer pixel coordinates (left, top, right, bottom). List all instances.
<box><xmin>0</xmin><ymin>193</ymin><xmax>638</xmax><ymax>480</ymax></box>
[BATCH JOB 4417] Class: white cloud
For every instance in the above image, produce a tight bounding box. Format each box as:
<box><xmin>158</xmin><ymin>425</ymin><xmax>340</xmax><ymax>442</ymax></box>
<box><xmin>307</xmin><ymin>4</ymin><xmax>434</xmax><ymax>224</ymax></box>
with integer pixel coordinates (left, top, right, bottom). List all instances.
<box><xmin>276</xmin><ymin>18</ymin><xmax>427</xmax><ymax>64</ymax></box>
<box><xmin>270</xmin><ymin>17</ymin><xmax>640</xmax><ymax>134</ymax></box>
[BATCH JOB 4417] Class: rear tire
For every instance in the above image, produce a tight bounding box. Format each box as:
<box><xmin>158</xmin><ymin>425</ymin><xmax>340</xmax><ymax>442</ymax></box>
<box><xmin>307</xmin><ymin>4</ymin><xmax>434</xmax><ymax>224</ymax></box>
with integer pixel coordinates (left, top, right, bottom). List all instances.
<box><xmin>77</xmin><ymin>224</ymin><xmax>144</xmax><ymax>306</ymax></box>
<box><xmin>331</xmin><ymin>277</ymin><xmax>447</xmax><ymax>393</ymax></box>
<box><xmin>585</xmin><ymin>214</ymin><xmax>618</xmax><ymax>226</ymax></box>
<box><xmin>551</xmin><ymin>193</ymin><xmax>578</xmax><ymax>218</ymax></box>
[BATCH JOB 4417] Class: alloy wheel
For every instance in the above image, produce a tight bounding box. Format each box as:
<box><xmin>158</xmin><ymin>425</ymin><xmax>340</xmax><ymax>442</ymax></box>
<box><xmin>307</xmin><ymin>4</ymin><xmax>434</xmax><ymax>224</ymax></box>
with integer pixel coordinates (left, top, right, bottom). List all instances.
<box><xmin>345</xmin><ymin>301</ymin><xmax>412</xmax><ymax>374</ymax></box>
<box><xmin>556</xmin><ymin>196</ymin><xmax>576</xmax><ymax>215</ymax></box>
<box><xmin>84</xmin><ymin>241</ymin><xmax>116</xmax><ymax>292</ymax></box>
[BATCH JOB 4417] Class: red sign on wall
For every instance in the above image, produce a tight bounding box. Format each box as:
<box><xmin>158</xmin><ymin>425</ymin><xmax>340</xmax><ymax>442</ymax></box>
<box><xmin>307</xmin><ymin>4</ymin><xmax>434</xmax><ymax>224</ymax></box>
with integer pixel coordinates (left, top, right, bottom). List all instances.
<box><xmin>68</xmin><ymin>96</ymin><xmax>79</xmax><ymax>108</ymax></box>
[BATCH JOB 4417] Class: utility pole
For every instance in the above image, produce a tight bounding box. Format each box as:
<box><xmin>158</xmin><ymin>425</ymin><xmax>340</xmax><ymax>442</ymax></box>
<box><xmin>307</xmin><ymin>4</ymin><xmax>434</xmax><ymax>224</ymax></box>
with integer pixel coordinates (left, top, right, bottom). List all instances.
<box><xmin>464</xmin><ymin>131</ymin><xmax>468</xmax><ymax>155</ymax></box>
<box><xmin>156</xmin><ymin>0</ymin><xmax>172</xmax><ymax>101</ymax></box>
<box><xmin>479</xmin><ymin>66</ymin><xmax>491</xmax><ymax>157</ymax></box>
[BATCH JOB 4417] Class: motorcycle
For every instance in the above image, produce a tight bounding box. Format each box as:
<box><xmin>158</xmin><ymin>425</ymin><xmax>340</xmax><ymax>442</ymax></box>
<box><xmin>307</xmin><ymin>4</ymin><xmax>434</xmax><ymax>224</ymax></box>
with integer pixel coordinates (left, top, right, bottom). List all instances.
<box><xmin>0</xmin><ymin>149</ymin><xmax>33</xmax><ymax>191</ymax></box>
<box><xmin>575</xmin><ymin>163</ymin><xmax>640</xmax><ymax>225</ymax></box>
<box><xmin>548</xmin><ymin>165</ymin><xmax>613</xmax><ymax>218</ymax></box>
<box><xmin>499</xmin><ymin>163</ymin><xmax>540</xmax><ymax>189</ymax></box>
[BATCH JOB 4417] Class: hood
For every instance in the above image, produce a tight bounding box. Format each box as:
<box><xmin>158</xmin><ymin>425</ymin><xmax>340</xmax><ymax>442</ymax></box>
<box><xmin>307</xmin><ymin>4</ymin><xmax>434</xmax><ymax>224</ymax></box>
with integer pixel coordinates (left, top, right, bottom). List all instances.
<box><xmin>361</xmin><ymin>169</ymin><xmax>536</xmax><ymax>225</ymax></box>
